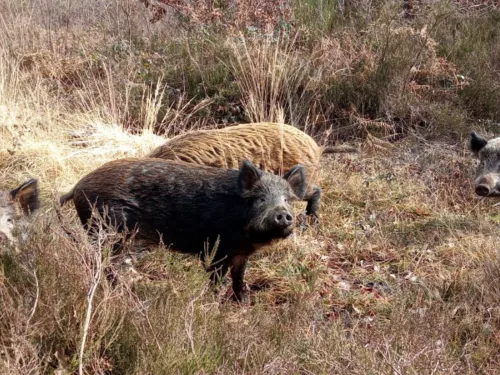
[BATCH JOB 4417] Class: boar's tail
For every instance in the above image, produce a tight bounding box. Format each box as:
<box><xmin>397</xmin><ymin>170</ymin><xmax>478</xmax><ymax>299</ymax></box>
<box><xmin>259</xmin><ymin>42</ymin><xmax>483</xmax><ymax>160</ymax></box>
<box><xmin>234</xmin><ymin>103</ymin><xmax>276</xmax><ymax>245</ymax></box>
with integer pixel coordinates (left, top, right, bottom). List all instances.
<box><xmin>59</xmin><ymin>188</ymin><xmax>75</xmax><ymax>206</ymax></box>
<box><xmin>322</xmin><ymin>145</ymin><xmax>359</xmax><ymax>154</ymax></box>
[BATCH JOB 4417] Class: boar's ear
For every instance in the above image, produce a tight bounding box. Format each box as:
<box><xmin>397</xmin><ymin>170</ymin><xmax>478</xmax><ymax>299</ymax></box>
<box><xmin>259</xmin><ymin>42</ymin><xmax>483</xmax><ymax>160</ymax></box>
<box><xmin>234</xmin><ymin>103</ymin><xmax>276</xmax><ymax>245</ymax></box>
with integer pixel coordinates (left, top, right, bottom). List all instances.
<box><xmin>284</xmin><ymin>164</ymin><xmax>307</xmax><ymax>198</ymax></box>
<box><xmin>238</xmin><ymin>160</ymin><xmax>262</xmax><ymax>193</ymax></box>
<box><xmin>470</xmin><ymin>131</ymin><xmax>488</xmax><ymax>154</ymax></box>
<box><xmin>10</xmin><ymin>178</ymin><xmax>39</xmax><ymax>216</ymax></box>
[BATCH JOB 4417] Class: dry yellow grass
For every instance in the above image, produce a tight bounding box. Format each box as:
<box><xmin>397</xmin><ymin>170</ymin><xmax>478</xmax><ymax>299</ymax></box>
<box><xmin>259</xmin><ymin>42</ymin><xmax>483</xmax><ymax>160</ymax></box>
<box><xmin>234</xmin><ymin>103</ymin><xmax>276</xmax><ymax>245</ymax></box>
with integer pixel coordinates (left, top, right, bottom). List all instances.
<box><xmin>3</xmin><ymin>112</ymin><xmax>500</xmax><ymax>373</ymax></box>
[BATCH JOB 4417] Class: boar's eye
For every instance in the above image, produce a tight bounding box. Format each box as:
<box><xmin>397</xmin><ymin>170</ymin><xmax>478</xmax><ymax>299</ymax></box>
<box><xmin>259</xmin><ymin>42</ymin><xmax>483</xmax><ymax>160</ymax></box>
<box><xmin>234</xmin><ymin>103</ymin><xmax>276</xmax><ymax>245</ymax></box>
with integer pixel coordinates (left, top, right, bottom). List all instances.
<box><xmin>7</xmin><ymin>218</ymin><xmax>13</xmax><ymax>223</ymax></box>
<box><xmin>259</xmin><ymin>197</ymin><xmax>266</xmax><ymax>203</ymax></box>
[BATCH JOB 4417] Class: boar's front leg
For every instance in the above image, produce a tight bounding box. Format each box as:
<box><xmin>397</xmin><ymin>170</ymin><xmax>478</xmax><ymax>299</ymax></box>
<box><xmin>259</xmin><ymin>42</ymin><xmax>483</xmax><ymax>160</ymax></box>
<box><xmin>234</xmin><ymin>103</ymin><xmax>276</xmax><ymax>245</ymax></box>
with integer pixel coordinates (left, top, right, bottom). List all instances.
<box><xmin>230</xmin><ymin>255</ymin><xmax>249</xmax><ymax>303</ymax></box>
<box><xmin>304</xmin><ymin>185</ymin><xmax>321</xmax><ymax>219</ymax></box>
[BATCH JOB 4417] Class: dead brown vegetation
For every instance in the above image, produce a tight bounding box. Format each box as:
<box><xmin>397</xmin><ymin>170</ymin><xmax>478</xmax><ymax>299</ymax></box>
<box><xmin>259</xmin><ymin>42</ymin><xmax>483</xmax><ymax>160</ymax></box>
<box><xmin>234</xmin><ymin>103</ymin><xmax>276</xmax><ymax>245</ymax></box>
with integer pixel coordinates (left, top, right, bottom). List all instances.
<box><xmin>1</xmin><ymin>0</ymin><xmax>500</xmax><ymax>373</ymax></box>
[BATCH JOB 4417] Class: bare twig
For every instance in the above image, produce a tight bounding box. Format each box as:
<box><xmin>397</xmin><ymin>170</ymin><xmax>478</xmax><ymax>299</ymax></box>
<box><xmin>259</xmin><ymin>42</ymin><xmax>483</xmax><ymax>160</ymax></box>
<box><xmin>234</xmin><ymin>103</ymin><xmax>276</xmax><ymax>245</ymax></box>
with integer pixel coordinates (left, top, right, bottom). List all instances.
<box><xmin>78</xmin><ymin>221</ymin><xmax>105</xmax><ymax>375</ymax></box>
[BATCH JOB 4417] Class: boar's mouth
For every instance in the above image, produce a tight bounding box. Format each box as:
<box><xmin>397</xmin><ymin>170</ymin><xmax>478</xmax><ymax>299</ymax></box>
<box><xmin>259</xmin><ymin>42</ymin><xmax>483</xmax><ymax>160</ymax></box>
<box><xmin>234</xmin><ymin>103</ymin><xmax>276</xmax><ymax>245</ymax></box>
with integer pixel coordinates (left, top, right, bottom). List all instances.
<box><xmin>475</xmin><ymin>187</ymin><xmax>500</xmax><ymax>197</ymax></box>
<box><xmin>249</xmin><ymin>226</ymin><xmax>294</xmax><ymax>244</ymax></box>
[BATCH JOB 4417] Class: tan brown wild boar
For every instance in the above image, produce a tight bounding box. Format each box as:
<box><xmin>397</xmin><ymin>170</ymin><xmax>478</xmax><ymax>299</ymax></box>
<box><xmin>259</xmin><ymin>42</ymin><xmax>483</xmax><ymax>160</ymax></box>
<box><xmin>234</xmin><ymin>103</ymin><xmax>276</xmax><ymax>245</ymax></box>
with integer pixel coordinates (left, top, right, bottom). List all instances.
<box><xmin>148</xmin><ymin>122</ymin><xmax>357</xmax><ymax>218</ymax></box>
<box><xmin>0</xmin><ymin>179</ymin><xmax>39</xmax><ymax>243</ymax></box>
<box><xmin>60</xmin><ymin>158</ymin><xmax>306</xmax><ymax>302</ymax></box>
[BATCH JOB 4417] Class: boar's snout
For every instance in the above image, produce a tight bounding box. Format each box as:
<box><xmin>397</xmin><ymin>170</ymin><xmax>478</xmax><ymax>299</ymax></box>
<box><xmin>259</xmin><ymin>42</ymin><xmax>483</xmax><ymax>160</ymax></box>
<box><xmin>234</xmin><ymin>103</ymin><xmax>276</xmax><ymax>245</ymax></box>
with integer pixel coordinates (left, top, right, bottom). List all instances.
<box><xmin>0</xmin><ymin>231</ymin><xmax>7</xmax><ymax>242</ymax></box>
<box><xmin>475</xmin><ymin>184</ymin><xmax>491</xmax><ymax>196</ymax></box>
<box><xmin>274</xmin><ymin>209</ymin><xmax>293</xmax><ymax>228</ymax></box>
<box><xmin>474</xmin><ymin>174</ymin><xmax>500</xmax><ymax>197</ymax></box>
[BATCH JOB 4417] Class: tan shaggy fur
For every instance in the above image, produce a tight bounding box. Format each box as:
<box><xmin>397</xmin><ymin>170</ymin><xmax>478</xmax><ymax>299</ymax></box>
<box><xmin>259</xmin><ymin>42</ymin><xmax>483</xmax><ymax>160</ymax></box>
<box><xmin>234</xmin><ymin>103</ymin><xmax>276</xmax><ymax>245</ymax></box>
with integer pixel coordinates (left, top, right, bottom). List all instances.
<box><xmin>148</xmin><ymin>122</ymin><xmax>353</xmax><ymax>186</ymax></box>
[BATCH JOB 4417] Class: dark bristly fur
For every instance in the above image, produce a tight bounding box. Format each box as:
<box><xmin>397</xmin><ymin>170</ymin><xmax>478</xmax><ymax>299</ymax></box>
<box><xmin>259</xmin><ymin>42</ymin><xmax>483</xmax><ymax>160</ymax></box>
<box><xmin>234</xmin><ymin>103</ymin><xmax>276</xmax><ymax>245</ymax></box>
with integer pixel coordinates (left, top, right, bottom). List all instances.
<box><xmin>147</xmin><ymin>122</ymin><xmax>358</xmax><ymax>218</ymax></box>
<box><xmin>60</xmin><ymin>158</ymin><xmax>306</xmax><ymax>302</ymax></box>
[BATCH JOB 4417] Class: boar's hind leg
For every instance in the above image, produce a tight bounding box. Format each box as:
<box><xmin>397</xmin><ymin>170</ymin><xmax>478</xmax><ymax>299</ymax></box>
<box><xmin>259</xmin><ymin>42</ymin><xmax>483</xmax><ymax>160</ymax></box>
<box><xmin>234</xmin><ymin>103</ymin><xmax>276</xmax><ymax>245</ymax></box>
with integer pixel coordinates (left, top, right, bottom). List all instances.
<box><xmin>304</xmin><ymin>185</ymin><xmax>321</xmax><ymax>218</ymax></box>
<box><xmin>230</xmin><ymin>255</ymin><xmax>249</xmax><ymax>303</ymax></box>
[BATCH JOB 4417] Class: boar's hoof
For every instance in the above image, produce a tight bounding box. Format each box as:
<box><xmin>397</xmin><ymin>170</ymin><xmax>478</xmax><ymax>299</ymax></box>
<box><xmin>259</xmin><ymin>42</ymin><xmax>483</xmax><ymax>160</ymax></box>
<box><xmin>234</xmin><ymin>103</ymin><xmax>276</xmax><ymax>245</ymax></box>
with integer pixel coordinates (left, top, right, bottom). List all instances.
<box><xmin>310</xmin><ymin>215</ymin><xmax>320</xmax><ymax>231</ymax></box>
<box><xmin>298</xmin><ymin>212</ymin><xmax>320</xmax><ymax>232</ymax></box>
<box><xmin>234</xmin><ymin>290</ymin><xmax>249</xmax><ymax>305</ymax></box>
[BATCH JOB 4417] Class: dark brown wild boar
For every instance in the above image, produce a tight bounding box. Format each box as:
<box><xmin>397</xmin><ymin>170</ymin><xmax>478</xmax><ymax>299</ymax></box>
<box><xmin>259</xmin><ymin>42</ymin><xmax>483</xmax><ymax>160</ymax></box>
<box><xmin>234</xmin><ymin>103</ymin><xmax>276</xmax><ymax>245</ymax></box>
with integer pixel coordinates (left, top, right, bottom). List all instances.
<box><xmin>470</xmin><ymin>131</ymin><xmax>500</xmax><ymax>197</ymax></box>
<box><xmin>148</xmin><ymin>122</ymin><xmax>357</xmax><ymax>218</ymax></box>
<box><xmin>60</xmin><ymin>158</ymin><xmax>306</xmax><ymax>302</ymax></box>
<box><xmin>0</xmin><ymin>179</ymin><xmax>39</xmax><ymax>243</ymax></box>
